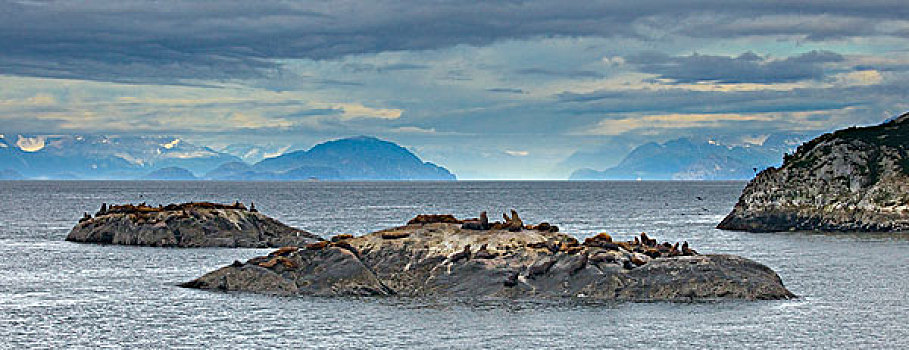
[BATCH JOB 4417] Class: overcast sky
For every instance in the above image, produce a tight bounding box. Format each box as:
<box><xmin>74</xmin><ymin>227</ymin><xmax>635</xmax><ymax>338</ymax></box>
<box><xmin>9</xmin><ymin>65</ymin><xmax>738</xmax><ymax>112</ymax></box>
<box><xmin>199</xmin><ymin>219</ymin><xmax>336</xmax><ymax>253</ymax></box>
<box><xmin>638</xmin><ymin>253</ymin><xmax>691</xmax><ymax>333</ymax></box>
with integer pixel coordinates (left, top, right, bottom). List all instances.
<box><xmin>2</xmin><ymin>0</ymin><xmax>908</xmax><ymax>179</ymax></box>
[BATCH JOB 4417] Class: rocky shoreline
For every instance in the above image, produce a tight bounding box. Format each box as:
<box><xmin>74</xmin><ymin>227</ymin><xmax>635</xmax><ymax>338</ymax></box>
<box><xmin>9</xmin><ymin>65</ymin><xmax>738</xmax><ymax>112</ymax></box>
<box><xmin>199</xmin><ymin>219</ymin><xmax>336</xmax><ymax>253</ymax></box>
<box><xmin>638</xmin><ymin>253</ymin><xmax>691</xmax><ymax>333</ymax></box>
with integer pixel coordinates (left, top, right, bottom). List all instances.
<box><xmin>67</xmin><ymin>202</ymin><xmax>322</xmax><ymax>247</ymax></box>
<box><xmin>182</xmin><ymin>211</ymin><xmax>794</xmax><ymax>301</ymax></box>
<box><xmin>719</xmin><ymin>113</ymin><xmax>909</xmax><ymax>232</ymax></box>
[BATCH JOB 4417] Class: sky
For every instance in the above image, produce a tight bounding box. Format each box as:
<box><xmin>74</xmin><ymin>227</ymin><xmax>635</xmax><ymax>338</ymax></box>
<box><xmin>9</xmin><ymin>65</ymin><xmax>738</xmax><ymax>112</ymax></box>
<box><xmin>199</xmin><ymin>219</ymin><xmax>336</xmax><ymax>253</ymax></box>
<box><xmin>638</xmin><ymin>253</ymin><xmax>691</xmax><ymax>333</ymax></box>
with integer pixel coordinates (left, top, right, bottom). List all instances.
<box><xmin>2</xmin><ymin>0</ymin><xmax>909</xmax><ymax>179</ymax></box>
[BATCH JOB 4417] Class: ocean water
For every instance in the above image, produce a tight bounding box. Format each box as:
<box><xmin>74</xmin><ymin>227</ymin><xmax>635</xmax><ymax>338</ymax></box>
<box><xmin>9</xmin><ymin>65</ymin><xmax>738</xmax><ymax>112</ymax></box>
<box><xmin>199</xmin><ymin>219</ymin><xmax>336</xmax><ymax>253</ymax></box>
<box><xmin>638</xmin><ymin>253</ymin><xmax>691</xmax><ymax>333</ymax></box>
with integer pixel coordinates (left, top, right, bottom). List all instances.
<box><xmin>0</xmin><ymin>181</ymin><xmax>906</xmax><ymax>349</ymax></box>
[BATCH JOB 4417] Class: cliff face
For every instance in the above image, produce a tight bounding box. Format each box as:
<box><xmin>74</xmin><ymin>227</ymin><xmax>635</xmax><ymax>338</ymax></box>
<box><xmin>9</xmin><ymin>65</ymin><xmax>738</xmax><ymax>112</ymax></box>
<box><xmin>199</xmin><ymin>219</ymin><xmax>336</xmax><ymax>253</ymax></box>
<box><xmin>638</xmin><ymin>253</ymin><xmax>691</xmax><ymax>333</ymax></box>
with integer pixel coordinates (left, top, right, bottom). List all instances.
<box><xmin>67</xmin><ymin>202</ymin><xmax>322</xmax><ymax>247</ymax></box>
<box><xmin>182</xmin><ymin>213</ymin><xmax>794</xmax><ymax>301</ymax></box>
<box><xmin>719</xmin><ymin>113</ymin><xmax>909</xmax><ymax>232</ymax></box>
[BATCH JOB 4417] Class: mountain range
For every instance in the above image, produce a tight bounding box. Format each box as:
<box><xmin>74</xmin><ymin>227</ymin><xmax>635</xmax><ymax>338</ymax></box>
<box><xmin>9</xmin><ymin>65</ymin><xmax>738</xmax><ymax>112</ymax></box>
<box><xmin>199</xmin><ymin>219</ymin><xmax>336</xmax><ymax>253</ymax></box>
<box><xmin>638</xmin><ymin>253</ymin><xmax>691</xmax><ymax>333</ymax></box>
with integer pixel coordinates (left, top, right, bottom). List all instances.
<box><xmin>569</xmin><ymin>134</ymin><xmax>808</xmax><ymax>180</ymax></box>
<box><xmin>207</xmin><ymin>136</ymin><xmax>456</xmax><ymax>181</ymax></box>
<box><xmin>0</xmin><ymin>134</ymin><xmax>456</xmax><ymax>181</ymax></box>
<box><xmin>0</xmin><ymin>134</ymin><xmax>239</xmax><ymax>179</ymax></box>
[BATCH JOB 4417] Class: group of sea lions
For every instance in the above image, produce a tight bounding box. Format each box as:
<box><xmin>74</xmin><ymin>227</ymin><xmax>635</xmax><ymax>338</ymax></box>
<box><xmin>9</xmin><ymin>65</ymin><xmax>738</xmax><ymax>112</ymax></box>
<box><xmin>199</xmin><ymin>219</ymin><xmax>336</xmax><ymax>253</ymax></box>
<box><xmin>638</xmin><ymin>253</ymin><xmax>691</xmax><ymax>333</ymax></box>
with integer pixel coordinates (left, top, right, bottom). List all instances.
<box><xmin>459</xmin><ymin>210</ymin><xmax>559</xmax><ymax>233</ymax></box>
<box><xmin>583</xmin><ymin>231</ymin><xmax>697</xmax><ymax>259</ymax></box>
<box><xmin>81</xmin><ymin>201</ymin><xmax>259</xmax><ymax>222</ymax></box>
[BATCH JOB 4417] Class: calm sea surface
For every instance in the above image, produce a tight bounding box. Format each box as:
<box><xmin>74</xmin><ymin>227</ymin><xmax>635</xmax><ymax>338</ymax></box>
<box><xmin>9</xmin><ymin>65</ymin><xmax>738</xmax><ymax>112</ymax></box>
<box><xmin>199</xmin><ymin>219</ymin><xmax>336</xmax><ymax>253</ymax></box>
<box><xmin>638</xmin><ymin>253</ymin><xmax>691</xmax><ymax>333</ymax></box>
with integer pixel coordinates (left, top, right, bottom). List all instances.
<box><xmin>0</xmin><ymin>181</ymin><xmax>906</xmax><ymax>349</ymax></box>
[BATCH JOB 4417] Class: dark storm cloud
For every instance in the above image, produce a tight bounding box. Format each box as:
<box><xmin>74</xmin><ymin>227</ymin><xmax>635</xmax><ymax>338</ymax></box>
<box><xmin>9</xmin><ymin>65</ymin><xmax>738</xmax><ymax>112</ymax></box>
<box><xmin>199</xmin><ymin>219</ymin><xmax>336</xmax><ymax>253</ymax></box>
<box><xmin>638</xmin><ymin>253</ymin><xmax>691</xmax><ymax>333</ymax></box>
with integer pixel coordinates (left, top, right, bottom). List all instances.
<box><xmin>554</xmin><ymin>82</ymin><xmax>904</xmax><ymax>116</ymax></box>
<box><xmin>2</xmin><ymin>0</ymin><xmax>907</xmax><ymax>83</ymax></box>
<box><xmin>628</xmin><ymin>50</ymin><xmax>845</xmax><ymax>84</ymax></box>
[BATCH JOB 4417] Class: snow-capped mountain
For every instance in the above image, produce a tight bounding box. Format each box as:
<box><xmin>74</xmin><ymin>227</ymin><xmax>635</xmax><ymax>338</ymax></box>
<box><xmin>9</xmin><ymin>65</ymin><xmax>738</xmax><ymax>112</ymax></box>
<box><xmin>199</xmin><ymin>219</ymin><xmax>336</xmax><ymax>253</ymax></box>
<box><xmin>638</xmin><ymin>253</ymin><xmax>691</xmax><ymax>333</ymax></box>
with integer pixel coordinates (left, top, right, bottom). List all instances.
<box><xmin>0</xmin><ymin>134</ymin><xmax>240</xmax><ymax>179</ymax></box>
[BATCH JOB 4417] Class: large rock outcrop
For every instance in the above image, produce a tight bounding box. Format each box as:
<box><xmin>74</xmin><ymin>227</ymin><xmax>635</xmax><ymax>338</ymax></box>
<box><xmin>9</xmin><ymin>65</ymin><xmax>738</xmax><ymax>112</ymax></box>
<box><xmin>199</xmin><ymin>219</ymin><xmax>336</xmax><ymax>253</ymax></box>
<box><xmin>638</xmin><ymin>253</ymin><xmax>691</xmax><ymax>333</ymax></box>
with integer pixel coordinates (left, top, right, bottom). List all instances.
<box><xmin>719</xmin><ymin>113</ymin><xmax>909</xmax><ymax>232</ymax></box>
<box><xmin>67</xmin><ymin>202</ymin><xmax>322</xmax><ymax>247</ymax></box>
<box><xmin>182</xmin><ymin>212</ymin><xmax>794</xmax><ymax>301</ymax></box>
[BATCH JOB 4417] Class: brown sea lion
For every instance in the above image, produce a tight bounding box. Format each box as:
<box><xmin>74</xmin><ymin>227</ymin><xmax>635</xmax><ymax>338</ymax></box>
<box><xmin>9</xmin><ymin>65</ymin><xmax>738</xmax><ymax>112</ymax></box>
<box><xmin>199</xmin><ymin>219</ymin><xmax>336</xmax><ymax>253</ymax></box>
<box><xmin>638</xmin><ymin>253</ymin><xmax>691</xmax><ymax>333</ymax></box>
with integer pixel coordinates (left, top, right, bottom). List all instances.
<box><xmin>269</xmin><ymin>246</ymin><xmax>299</xmax><ymax>256</ymax></box>
<box><xmin>448</xmin><ymin>244</ymin><xmax>472</xmax><ymax>263</ymax></box>
<box><xmin>407</xmin><ymin>214</ymin><xmax>461</xmax><ymax>225</ymax></box>
<box><xmin>479</xmin><ymin>211</ymin><xmax>489</xmax><ymax>229</ymax></box>
<box><xmin>330</xmin><ymin>234</ymin><xmax>354</xmax><ymax>242</ymax></box>
<box><xmin>474</xmin><ymin>244</ymin><xmax>497</xmax><ymax>259</ymax></box>
<box><xmin>381</xmin><ymin>231</ymin><xmax>411</xmax><ymax>239</ymax></box>
<box><xmin>508</xmin><ymin>210</ymin><xmax>523</xmax><ymax>232</ymax></box>
<box><xmin>682</xmin><ymin>241</ymin><xmax>697</xmax><ymax>256</ymax></box>
<box><xmin>306</xmin><ymin>241</ymin><xmax>330</xmax><ymax>250</ymax></box>
<box><xmin>640</xmin><ymin>232</ymin><xmax>656</xmax><ymax>247</ymax></box>
<box><xmin>644</xmin><ymin>248</ymin><xmax>661</xmax><ymax>258</ymax></box>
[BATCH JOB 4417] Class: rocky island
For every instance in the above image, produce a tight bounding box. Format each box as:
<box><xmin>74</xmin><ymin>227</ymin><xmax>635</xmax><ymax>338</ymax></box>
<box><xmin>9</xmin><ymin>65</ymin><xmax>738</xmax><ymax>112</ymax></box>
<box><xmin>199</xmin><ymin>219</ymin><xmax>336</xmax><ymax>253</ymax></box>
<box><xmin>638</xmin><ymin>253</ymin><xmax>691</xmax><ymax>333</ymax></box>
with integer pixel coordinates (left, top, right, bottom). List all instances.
<box><xmin>719</xmin><ymin>113</ymin><xmax>909</xmax><ymax>232</ymax></box>
<box><xmin>182</xmin><ymin>211</ymin><xmax>794</xmax><ymax>301</ymax></box>
<box><xmin>67</xmin><ymin>202</ymin><xmax>322</xmax><ymax>247</ymax></box>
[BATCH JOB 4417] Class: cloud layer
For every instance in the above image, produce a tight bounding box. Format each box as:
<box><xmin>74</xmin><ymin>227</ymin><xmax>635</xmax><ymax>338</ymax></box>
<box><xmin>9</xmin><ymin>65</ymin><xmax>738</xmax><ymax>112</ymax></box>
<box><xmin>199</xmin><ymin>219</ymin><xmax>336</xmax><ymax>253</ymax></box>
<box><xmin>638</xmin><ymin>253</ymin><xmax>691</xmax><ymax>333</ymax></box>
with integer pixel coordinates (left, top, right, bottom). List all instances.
<box><xmin>2</xmin><ymin>1</ymin><xmax>909</xmax><ymax>178</ymax></box>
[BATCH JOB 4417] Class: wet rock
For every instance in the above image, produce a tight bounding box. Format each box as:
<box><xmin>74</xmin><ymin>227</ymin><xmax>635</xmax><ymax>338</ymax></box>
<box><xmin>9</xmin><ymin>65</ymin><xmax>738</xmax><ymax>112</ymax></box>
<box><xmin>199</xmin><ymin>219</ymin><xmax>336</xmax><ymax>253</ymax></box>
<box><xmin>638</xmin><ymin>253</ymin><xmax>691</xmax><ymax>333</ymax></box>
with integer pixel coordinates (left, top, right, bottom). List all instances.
<box><xmin>719</xmin><ymin>113</ymin><xmax>909</xmax><ymax>232</ymax></box>
<box><xmin>183</xmin><ymin>214</ymin><xmax>795</xmax><ymax>301</ymax></box>
<box><xmin>66</xmin><ymin>202</ymin><xmax>322</xmax><ymax>248</ymax></box>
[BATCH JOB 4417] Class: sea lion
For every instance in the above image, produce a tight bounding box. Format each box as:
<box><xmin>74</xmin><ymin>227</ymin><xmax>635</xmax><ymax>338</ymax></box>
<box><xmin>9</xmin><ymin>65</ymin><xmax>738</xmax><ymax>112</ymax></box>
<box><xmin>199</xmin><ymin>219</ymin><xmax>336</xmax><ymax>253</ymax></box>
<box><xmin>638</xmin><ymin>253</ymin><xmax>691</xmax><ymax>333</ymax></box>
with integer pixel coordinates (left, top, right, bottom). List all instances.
<box><xmin>249</xmin><ymin>202</ymin><xmax>258</xmax><ymax>213</ymax></box>
<box><xmin>79</xmin><ymin>212</ymin><xmax>92</xmax><ymax>223</ymax></box>
<box><xmin>269</xmin><ymin>246</ymin><xmax>299</xmax><ymax>257</ymax></box>
<box><xmin>534</xmin><ymin>222</ymin><xmax>552</xmax><ymax>232</ymax></box>
<box><xmin>562</xmin><ymin>245</ymin><xmax>584</xmax><ymax>254</ymax></box>
<box><xmin>474</xmin><ymin>244</ymin><xmax>497</xmax><ymax>259</ymax></box>
<box><xmin>640</xmin><ymin>232</ymin><xmax>656</xmax><ymax>247</ymax></box>
<box><xmin>259</xmin><ymin>256</ymin><xmax>298</xmax><ymax>269</ymax></box>
<box><xmin>407</xmin><ymin>214</ymin><xmax>461</xmax><ymax>225</ymax></box>
<box><xmin>643</xmin><ymin>248</ymin><xmax>661</xmax><ymax>258</ymax></box>
<box><xmin>330</xmin><ymin>234</ymin><xmax>354</xmax><ymax>242</ymax></box>
<box><xmin>507</xmin><ymin>210</ymin><xmax>523</xmax><ymax>232</ymax></box>
<box><xmin>630</xmin><ymin>254</ymin><xmax>648</xmax><ymax>266</ymax></box>
<box><xmin>448</xmin><ymin>245</ymin><xmax>472</xmax><ymax>263</ymax></box>
<box><xmin>682</xmin><ymin>241</ymin><xmax>697</xmax><ymax>256</ymax></box>
<box><xmin>330</xmin><ymin>240</ymin><xmax>360</xmax><ymax>256</ymax></box>
<box><xmin>381</xmin><ymin>231</ymin><xmax>411</xmax><ymax>239</ymax></box>
<box><xmin>479</xmin><ymin>211</ymin><xmax>489</xmax><ymax>229</ymax></box>
<box><xmin>669</xmin><ymin>242</ymin><xmax>681</xmax><ymax>257</ymax></box>
<box><xmin>306</xmin><ymin>241</ymin><xmax>330</xmax><ymax>250</ymax></box>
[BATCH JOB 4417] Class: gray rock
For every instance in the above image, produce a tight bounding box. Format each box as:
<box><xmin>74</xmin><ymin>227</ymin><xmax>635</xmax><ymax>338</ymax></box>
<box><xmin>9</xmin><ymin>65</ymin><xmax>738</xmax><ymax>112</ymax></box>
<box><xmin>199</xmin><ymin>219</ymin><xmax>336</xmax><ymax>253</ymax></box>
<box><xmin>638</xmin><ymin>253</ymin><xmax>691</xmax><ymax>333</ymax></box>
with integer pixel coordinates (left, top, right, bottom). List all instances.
<box><xmin>183</xmin><ymin>219</ymin><xmax>794</xmax><ymax>301</ymax></box>
<box><xmin>66</xmin><ymin>202</ymin><xmax>322</xmax><ymax>247</ymax></box>
<box><xmin>719</xmin><ymin>113</ymin><xmax>909</xmax><ymax>232</ymax></box>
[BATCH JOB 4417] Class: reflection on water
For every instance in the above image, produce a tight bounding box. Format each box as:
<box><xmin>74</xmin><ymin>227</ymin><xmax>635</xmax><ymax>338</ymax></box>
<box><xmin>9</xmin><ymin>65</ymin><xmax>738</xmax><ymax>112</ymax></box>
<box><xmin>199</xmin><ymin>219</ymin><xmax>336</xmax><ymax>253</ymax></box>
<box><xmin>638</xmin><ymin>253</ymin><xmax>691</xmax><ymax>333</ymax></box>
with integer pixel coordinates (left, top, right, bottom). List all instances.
<box><xmin>0</xmin><ymin>181</ymin><xmax>906</xmax><ymax>348</ymax></box>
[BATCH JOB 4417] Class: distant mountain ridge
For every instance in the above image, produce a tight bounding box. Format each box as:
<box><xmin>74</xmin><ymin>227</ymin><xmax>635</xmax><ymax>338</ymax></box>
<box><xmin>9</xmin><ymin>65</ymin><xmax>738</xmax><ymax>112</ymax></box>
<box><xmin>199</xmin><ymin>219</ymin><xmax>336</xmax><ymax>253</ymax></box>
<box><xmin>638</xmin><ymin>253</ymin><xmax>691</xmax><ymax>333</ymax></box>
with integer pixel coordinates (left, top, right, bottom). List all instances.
<box><xmin>570</xmin><ymin>134</ymin><xmax>807</xmax><ymax>180</ymax></box>
<box><xmin>0</xmin><ymin>134</ymin><xmax>239</xmax><ymax>179</ymax></box>
<box><xmin>0</xmin><ymin>134</ymin><xmax>456</xmax><ymax>180</ymax></box>
<box><xmin>211</xmin><ymin>136</ymin><xmax>456</xmax><ymax>181</ymax></box>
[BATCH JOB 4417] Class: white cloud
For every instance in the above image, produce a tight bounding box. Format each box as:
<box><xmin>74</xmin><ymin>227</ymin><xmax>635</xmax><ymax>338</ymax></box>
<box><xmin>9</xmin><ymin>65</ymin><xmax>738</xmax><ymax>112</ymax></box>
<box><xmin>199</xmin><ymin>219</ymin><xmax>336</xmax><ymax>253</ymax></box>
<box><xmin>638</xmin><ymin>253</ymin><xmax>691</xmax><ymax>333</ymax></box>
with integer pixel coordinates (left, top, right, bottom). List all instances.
<box><xmin>504</xmin><ymin>150</ymin><xmax>529</xmax><ymax>156</ymax></box>
<box><xmin>16</xmin><ymin>135</ymin><xmax>46</xmax><ymax>152</ymax></box>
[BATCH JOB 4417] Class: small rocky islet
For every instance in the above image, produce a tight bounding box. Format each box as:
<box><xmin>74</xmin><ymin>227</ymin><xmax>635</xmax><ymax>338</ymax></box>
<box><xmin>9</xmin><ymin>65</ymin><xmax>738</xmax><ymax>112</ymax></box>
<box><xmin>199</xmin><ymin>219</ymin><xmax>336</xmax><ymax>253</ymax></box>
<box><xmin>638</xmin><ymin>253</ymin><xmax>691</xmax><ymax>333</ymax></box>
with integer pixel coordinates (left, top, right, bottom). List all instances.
<box><xmin>67</xmin><ymin>202</ymin><xmax>322</xmax><ymax>248</ymax></box>
<box><xmin>181</xmin><ymin>211</ymin><xmax>795</xmax><ymax>301</ymax></box>
<box><xmin>719</xmin><ymin>113</ymin><xmax>909</xmax><ymax>232</ymax></box>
